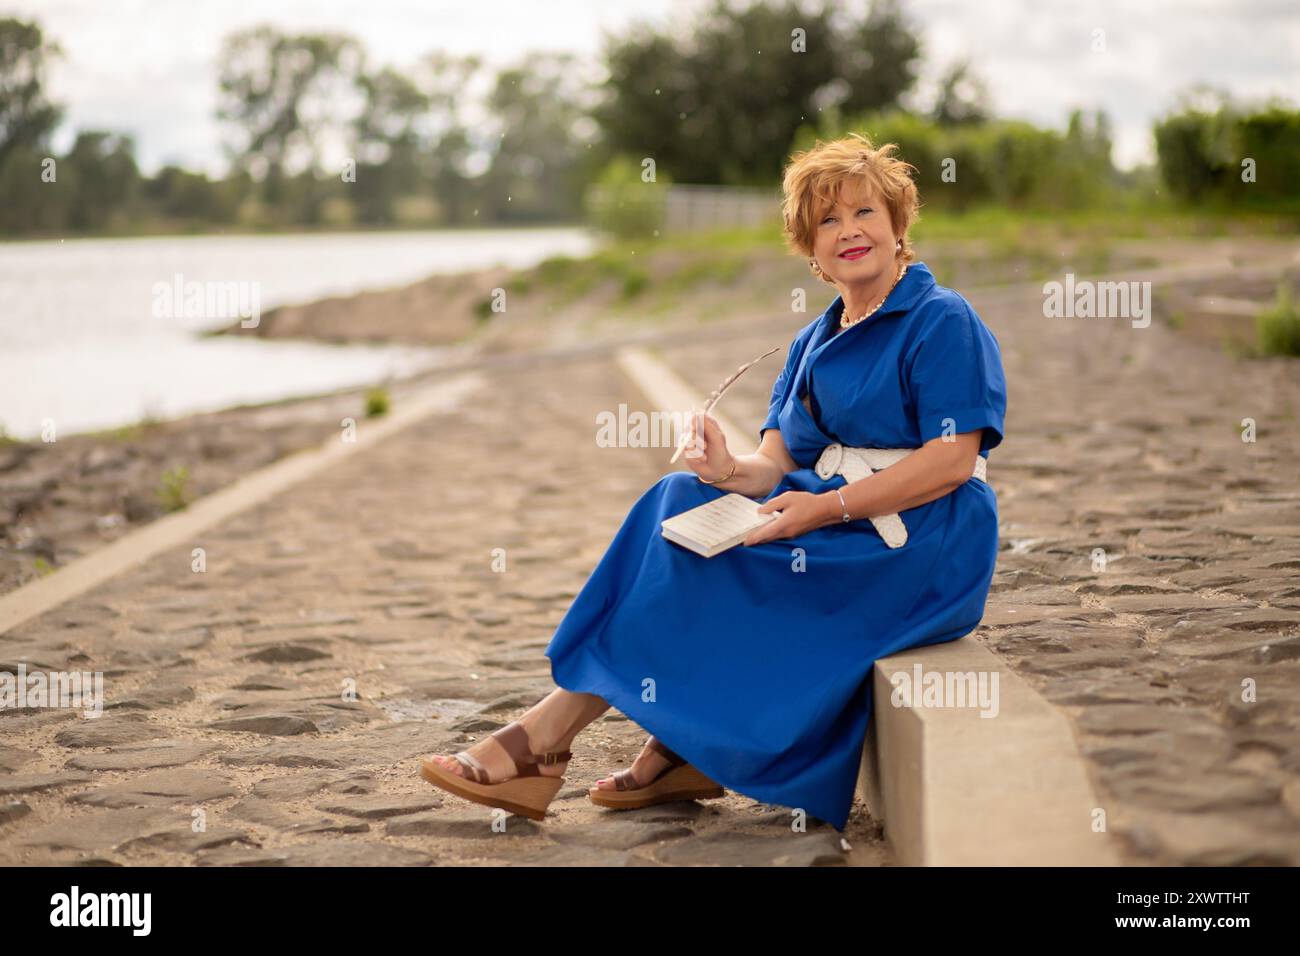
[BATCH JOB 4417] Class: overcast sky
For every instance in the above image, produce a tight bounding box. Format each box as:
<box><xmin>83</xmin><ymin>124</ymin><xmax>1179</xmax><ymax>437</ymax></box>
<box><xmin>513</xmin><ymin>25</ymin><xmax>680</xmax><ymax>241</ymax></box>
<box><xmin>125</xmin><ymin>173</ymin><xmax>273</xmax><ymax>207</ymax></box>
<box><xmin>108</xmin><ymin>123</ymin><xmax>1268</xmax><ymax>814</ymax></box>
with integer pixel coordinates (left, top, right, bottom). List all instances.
<box><xmin>6</xmin><ymin>0</ymin><xmax>1297</xmax><ymax>175</ymax></box>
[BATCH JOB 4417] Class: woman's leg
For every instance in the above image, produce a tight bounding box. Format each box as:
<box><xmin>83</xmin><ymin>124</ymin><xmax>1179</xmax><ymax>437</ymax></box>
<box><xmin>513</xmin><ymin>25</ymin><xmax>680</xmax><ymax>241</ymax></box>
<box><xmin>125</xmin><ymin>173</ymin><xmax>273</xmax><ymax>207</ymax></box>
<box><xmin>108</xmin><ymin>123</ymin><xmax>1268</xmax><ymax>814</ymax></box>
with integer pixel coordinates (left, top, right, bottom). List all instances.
<box><xmin>591</xmin><ymin>736</ymin><xmax>674</xmax><ymax>790</ymax></box>
<box><xmin>429</xmin><ymin>689</ymin><xmax>610</xmax><ymax>781</ymax></box>
<box><xmin>522</xmin><ymin>688</ymin><xmax>611</xmax><ymax>751</ymax></box>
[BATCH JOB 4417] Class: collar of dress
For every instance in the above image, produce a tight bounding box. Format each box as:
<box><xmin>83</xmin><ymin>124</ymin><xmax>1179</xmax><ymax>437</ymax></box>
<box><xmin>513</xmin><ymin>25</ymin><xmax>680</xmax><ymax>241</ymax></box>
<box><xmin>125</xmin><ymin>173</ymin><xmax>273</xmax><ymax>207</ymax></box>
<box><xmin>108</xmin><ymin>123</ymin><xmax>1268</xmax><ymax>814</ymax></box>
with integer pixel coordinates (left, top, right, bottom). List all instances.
<box><xmin>820</xmin><ymin>260</ymin><xmax>937</xmax><ymax>341</ymax></box>
<box><xmin>795</xmin><ymin>262</ymin><xmax>938</xmax><ymax>424</ymax></box>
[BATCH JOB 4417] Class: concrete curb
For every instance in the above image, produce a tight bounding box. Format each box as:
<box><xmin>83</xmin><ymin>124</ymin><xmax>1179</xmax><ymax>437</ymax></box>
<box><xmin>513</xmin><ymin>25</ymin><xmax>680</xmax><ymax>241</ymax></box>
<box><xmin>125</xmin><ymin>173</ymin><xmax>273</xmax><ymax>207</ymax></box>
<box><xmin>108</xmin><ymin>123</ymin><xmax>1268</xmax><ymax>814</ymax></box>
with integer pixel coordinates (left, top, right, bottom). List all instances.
<box><xmin>858</xmin><ymin>637</ymin><xmax>1121</xmax><ymax>865</ymax></box>
<box><xmin>615</xmin><ymin>344</ymin><xmax>1122</xmax><ymax>866</ymax></box>
<box><xmin>0</xmin><ymin>372</ymin><xmax>483</xmax><ymax>636</ymax></box>
<box><xmin>613</xmin><ymin>345</ymin><xmax>749</xmax><ymax>454</ymax></box>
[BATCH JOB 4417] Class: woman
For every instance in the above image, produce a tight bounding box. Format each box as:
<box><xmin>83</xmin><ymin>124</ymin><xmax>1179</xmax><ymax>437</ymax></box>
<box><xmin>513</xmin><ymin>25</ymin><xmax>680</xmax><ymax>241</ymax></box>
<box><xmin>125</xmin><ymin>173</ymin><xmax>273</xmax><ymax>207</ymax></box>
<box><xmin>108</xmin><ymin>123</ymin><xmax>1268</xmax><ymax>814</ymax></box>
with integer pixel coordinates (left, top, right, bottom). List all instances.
<box><xmin>419</xmin><ymin>132</ymin><xmax>1007</xmax><ymax>832</ymax></box>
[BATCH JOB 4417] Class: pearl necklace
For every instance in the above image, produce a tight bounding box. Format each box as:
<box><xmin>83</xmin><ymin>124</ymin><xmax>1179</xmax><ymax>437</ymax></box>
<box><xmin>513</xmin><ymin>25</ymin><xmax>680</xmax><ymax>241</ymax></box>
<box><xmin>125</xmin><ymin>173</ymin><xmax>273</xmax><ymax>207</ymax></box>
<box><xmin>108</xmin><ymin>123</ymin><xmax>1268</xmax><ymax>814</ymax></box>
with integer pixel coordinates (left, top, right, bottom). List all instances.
<box><xmin>839</xmin><ymin>264</ymin><xmax>908</xmax><ymax>330</ymax></box>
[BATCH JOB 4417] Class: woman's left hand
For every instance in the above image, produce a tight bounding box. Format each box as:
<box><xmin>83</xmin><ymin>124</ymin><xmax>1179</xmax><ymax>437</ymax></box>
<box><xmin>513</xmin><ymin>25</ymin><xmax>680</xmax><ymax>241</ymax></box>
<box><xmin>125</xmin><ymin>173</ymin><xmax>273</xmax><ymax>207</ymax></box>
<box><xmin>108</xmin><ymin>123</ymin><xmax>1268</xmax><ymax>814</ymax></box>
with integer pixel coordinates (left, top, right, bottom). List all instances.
<box><xmin>743</xmin><ymin>491</ymin><xmax>835</xmax><ymax>546</ymax></box>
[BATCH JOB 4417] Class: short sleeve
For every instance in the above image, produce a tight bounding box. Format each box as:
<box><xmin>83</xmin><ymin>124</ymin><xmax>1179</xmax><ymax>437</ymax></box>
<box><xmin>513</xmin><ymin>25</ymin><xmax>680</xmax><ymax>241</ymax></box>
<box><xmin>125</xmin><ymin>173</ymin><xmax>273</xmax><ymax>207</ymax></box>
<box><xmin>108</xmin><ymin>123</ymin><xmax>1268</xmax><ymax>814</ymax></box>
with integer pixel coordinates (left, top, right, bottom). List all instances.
<box><xmin>758</xmin><ymin>336</ymin><xmax>803</xmax><ymax>443</ymax></box>
<box><xmin>905</xmin><ymin>301</ymin><xmax>1007</xmax><ymax>453</ymax></box>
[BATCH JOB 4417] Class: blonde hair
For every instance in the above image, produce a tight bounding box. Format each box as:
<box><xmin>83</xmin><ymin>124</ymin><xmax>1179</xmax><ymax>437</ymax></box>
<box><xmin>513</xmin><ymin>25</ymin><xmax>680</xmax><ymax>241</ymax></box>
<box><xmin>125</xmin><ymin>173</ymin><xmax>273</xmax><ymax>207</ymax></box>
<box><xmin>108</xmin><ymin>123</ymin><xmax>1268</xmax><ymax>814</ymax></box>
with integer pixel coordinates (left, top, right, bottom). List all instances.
<box><xmin>780</xmin><ymin>131</ymin><xmax>921</xmax><ymax>283</ymax></box>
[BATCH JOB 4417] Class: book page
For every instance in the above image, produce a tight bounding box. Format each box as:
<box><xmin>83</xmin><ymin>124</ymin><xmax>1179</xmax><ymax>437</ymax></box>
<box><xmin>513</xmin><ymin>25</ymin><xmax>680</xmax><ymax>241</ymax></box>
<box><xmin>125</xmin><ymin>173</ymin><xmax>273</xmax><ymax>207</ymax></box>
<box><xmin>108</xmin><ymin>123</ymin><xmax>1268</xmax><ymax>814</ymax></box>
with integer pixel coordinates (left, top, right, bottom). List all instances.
<box><xmin>662</xmin><ymin>493</ymin><xmax>775</xmax><ymax>548</ymax></box>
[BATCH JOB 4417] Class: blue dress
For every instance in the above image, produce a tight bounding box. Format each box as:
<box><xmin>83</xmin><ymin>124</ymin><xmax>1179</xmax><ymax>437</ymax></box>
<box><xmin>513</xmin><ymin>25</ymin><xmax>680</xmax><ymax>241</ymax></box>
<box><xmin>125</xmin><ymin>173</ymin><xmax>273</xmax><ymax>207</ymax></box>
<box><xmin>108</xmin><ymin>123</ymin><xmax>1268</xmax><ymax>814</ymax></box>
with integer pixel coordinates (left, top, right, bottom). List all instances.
<box><xmin>545</xmin><ymin>262</ymin><xmax>1007</xmax><ymax>831</ymax></box>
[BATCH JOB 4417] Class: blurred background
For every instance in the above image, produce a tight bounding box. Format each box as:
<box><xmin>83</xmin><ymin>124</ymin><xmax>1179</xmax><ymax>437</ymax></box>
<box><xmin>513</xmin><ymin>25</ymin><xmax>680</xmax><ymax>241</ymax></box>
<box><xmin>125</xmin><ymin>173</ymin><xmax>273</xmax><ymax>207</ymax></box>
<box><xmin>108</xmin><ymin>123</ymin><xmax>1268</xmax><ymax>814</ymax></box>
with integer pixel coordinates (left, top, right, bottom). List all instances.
<box><xmin>4</xmin><ymin>0</ymin><xmax>1298</xmax><ymax>234</ymax></box>
<box><xmin>1</xmin><ymin>0</ymin><xmax>1297</xmax><ymax>556</ymax></box>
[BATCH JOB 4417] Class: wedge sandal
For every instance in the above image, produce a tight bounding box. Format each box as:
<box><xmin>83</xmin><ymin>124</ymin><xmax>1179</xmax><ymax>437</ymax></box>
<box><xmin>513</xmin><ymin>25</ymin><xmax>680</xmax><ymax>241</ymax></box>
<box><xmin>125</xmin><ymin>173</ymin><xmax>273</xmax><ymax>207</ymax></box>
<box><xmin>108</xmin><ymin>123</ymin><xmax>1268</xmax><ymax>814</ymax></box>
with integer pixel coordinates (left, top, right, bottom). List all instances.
<box><xmin>419</xmin><ymin>723</ymin><xmax>571</xmax><ymax>821</ymax></box>
<box><xmin>588</xmin><ymin>735</ymin><xmax>725</xmax><ymax>810</ymax></box>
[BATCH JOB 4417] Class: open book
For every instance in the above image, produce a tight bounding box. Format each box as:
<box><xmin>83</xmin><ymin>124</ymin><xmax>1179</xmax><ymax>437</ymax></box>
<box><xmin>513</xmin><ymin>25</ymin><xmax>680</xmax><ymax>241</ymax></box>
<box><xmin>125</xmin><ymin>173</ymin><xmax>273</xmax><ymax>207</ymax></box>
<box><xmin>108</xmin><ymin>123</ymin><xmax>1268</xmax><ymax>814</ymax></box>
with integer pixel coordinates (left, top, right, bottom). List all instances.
<box><xmin>660</xmin><ymin>492</ymin><xmax>778</xmax><ymax>558</ymax></box>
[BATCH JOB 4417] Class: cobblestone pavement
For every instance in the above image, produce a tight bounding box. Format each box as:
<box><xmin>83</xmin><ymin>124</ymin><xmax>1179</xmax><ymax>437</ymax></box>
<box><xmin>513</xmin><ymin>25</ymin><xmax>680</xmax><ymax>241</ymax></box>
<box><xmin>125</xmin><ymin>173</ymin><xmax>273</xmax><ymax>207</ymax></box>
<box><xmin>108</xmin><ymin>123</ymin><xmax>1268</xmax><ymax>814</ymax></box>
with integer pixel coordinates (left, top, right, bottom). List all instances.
<box><xmin>0</xmin><ymin>354</ymin><xmax>886</xmax><ymax>866</ymax></box>
<box><xmin>660</xmin><ymin>246</ymin><xmax>1300</xmax><ymax>866</ymax></box>
<box><xmin>2</xmin><ymin>244</ymin><xmax>1297</xmax><ymax>867</ymax></box>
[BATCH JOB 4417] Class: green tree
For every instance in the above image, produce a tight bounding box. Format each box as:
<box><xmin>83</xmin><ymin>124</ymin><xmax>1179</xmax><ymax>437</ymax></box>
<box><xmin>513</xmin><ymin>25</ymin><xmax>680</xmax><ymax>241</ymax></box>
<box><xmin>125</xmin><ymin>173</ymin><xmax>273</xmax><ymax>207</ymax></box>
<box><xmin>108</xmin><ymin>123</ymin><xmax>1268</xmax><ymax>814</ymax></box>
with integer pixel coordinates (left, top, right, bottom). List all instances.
<box><xmin>1152</xmin><ymin>88</ymin><xmax>1238</xmax><ymax>203</ymax></box>
<box><xmin>420</xmin><ymin>52</ymin><xmax>481</xmax><ymax>226</ymax></box>
<box><xmin>216</xmin><ymin>25</ymin><xmax>365</xmax><ymax>206</ymax></box>
<box><xmin>1235</xmin><ymin>104</ymin><xmax>1300</xmax><ymax>206</ymax></box>
<box><xmin>351</xmin><ymin>66</ymin><xmax>431</xmax><ymax>222</ymax></box>
<box><xmin>61</xmin><ymin>130</ymin><xmax>139</xmax><ymax>231</ymax></box>
<box><xmin>142</xmin><ymin>164</ymin><xmax>244</xmax><ymax>225</ymax></box>
<box><xmin>0</xmin><ymin>17</ymin><xmax>62</xmax><ymax>168</ymax></box>
<box><xmin>595</xmin><ymin>0</ymin><xmax>921</xmax><ymax>185</ymax></box>
<box><xmin>809</xmin><ymin>109</ymin><xmax>1119</xmax><ymax>213</ymax></box>
<box><xmin>931</xmin><ymin>59</ymin><xmax>991</xmax><ymax>127</ymax></box>
<box><xmin>1155</xmin><ymin>93</ymin><xmax>1300</xmax><ymax>208</ymax></box>
<box><xmin>829</xmin><ymin>0</ymin><xmax>922</xmax><ymax>117</ymax></box>
<box><xmin>349</xmin><ymin>53</ymin><xmax>482</xmax><ymax>225</ymax></box>
<box><xmin>0</xmin><ymin>17</ymin><xmax>64</xmax><ymax>233</ymax></box>
<box><xmin>585</xmin><ymin>154</ymin><xmax>671</xmax><ymax>238</ymax></box>
<box><xmin>480</xmin><ymin>52</ymin><xmax>599</xmax><ymax>222</ymax></box>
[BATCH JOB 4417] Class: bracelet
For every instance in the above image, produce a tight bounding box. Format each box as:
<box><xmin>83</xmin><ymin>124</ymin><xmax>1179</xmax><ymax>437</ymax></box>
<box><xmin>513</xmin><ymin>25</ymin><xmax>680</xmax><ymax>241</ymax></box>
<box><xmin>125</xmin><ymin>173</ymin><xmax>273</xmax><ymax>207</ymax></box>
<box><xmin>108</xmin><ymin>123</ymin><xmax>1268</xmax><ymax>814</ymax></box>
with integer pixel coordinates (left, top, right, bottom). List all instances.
<box><xmin>698</xmin><ymin>456</ymin><xmax>738</xmax><ymax>484</ymax></box>
<box><xmin>834</xmin><ymin>488</ymin><xmax>851</xmax><ymax>522</ymax></box>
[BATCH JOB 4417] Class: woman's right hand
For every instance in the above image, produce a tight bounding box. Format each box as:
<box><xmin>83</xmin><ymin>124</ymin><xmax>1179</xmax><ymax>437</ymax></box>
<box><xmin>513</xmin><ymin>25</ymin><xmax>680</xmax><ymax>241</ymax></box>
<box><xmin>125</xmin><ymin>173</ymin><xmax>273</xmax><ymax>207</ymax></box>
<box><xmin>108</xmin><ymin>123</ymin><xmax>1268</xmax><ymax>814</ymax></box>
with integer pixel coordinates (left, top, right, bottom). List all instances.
<box><xmin>681</xmin><ymin>410</ymin><xmax>734</xmax><ymax>481</ymax></box>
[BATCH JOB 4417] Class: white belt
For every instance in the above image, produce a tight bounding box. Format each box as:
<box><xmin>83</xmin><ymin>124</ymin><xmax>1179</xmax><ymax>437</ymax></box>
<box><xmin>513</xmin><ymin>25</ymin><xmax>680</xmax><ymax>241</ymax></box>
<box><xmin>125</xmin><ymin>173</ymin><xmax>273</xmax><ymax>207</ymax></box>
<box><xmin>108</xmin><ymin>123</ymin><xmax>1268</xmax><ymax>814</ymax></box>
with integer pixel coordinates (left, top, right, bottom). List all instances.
<box><xmin>812</xmin><ymin>442</ymin><xmax>988</xmax><ymax>549</ymax></box>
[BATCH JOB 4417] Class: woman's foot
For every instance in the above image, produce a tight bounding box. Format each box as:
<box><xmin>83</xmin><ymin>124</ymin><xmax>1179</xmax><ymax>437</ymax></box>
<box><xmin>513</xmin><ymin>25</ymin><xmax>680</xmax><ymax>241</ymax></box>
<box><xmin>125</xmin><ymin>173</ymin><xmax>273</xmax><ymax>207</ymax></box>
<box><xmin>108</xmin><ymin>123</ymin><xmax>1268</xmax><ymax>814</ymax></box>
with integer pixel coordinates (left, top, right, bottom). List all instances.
<box><xmin>592</xmin><ymin>736</ymin><xmax>672</xmax><ymax>790</ymax></box>
<box><xmin>428</xmin><ymin>722</ymin><xmax>569</xmax><ymax>783</ymax></box>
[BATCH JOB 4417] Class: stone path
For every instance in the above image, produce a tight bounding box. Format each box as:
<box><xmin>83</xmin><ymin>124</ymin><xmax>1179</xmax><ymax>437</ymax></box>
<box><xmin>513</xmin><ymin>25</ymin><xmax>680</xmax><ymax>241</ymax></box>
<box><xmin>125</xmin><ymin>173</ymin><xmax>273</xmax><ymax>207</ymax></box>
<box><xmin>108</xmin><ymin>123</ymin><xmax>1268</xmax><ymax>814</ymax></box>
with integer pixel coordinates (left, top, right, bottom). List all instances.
<box><xmin>0</xmin><ymin>352</ymin><xmax>884</xmax><ymax>866</ymax></box>
<box><xmin>2</xmin><ymin>239</ymin><xmax>1296</xmax><ymax>867</ymax></box>
<box><xmin>660</xmin><ymin>243</ymin><xmax>1300</xmax><ymax>866</ymax></box>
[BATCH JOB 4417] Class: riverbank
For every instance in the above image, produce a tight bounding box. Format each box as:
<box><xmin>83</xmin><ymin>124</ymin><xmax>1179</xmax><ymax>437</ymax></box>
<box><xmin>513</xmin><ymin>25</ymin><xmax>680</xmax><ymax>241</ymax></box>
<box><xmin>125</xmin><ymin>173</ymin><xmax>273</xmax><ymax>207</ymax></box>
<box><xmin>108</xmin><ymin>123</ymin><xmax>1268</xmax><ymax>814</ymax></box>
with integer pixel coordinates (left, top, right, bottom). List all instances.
<box><xmin>0</xmin><ymin>387</ymin><xmax>376</xmax><ymax>594</ymax></box>
<box><xmin>213</xmin><ymin>228</ymin><xmax>1172</xmax><ymax>354</ymax></box>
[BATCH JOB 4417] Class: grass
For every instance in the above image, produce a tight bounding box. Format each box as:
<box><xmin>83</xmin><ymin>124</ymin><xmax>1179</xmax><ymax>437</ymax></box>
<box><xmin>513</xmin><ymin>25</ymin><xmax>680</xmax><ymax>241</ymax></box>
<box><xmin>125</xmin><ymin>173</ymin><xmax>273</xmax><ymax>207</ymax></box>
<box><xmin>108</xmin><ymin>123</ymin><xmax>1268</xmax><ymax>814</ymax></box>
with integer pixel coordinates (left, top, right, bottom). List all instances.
<box><xmin>364</xmin><ymin>386</ymin><xmax>390</xmax><ymax>417</ymax></box>
<box><xmin>1151</xmin><ymin>287</ymin><xmax>1184</xmax><ymax>330</ymax></box>
<box><xmin>0</xmin><ymin>423</ymin><xmax>163</xmax><ymax>446</ymax></box>
<box><xmin>1255</xmin><ymin>282</ymin><xmax>1300</xmax><ymax>357</ymax></box>
<box><xmin>156</xmin><ymin>465</ymin><xmax>191</xmax><ymax>512</ymax></box>
<box><xmin>908</xmin><ymin>205</ymin><xmax>1300</xmax><ymax>243</ymax></box>
<box><xmin>482</xmin><ymin>235</ymin><xmax>763</xmax><ymax>317</ymax></box>
<box><xmin>459</xmin><ymin>233</ymin><xmax>774</xmax><ymax>341</ymax></box>
<box><xmin>505</xmin><ymin>274</ymin><xmax>534</xmax><ymax>296</ymax></box>
<box><xmin>619</xmin><ymin>268</ymin><xmax>650</xmax><ymax>299</ymax></box>
<box><xmin>458</xmin><ymin>206</ymin><xmax>1292</xmax><ymax>343</ymax></box>
<box><xmin>493</xmin><ymin>207</ymin><xmax>1274</xmax><ymax>319</ymax></box>
<box><xmin>105</xmin><ymin>422</ymin><xmax>146</xmax><ymax>441</ymax></box>
<box><xmin>72</xmin><ymin>420</ymin><xmax>151</xmax><ymax>442</ymax></box>
<box><xmin>584</xmin><ymin>207</ymin><xmax>1251</xmax><ymax>294</ymax></box>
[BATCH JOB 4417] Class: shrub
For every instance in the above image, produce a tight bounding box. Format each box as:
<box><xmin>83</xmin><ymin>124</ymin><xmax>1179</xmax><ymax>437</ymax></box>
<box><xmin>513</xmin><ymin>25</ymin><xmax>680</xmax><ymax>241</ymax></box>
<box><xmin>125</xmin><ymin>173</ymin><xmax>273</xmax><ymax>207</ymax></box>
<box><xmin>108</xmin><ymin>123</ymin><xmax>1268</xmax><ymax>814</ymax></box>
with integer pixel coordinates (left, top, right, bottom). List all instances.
<box><xmin>620</xmin><ymin>268</ymin><xmax>649</xmax><ymax>299</ymax></box>
<box><xmin>1255</xmin><ymin>282</ymin><xmax>1300</xmax><ymax>357</ymax></box>
<box><xmin>584</xmin><ymin>155</ymin><xmax>670</xmax><ymax>239</ymax></box>
<box><xmin>364</xmin><ymin>386</ymin><xmax>390</xmax><ymax>417</ymax></box>
<box><xmin>156</xmin><ymin>466</ymin><xmax>191</xmax><ymax>512</ymax></box>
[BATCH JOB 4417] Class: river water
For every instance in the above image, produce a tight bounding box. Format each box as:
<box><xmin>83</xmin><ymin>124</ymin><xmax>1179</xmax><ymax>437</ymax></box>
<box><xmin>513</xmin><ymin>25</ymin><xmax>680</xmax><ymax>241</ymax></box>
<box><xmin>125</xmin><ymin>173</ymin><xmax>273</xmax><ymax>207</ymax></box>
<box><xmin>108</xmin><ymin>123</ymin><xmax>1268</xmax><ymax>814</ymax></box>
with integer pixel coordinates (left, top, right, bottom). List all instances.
<box><xmin>0</xmin><ymin>227</ymin><xmax>596</xmax><ymax>439</ymax></box>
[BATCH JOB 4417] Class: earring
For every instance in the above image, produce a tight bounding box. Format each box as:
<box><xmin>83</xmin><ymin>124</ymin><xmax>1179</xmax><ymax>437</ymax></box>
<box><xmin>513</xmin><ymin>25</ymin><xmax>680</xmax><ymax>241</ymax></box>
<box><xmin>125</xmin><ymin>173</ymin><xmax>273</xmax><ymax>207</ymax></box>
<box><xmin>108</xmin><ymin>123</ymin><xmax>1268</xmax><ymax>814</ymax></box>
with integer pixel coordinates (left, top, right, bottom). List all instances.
<box><xmin>809</xmin><ymin>257</ymin><xmax>823</xmax><ymax>276</ymax></box>
<box><xmin>895</xmin><ymin>239</ymin><xmax>901</xmax><ymax>250</ymax></box>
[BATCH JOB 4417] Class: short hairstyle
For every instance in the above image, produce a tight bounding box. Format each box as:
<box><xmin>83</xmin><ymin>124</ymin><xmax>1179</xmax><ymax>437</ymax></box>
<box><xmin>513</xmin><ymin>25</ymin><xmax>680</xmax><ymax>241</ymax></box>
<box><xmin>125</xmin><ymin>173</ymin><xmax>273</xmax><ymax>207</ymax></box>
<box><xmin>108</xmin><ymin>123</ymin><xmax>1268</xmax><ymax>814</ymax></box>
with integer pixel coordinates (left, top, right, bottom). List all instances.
<box><xmin>780</xmin><ymin>131</ymin><xmax>922</xmax><ymax>283</ymax></box>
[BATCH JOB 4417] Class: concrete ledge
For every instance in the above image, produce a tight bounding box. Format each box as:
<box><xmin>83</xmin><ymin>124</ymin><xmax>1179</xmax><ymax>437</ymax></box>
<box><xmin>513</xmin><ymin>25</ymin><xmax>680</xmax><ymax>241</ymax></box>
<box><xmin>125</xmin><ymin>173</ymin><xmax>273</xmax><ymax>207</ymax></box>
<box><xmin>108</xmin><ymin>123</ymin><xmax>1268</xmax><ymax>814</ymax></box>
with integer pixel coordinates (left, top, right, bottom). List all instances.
<box><xmin>613</xmin><ymin>345</ymin><xmax>748</xmax><ymax>451</ymax></box>
<box><xmin>858</xmin><ymin>636</ymin><xmax>1122</xmax><ymax>865</ymax></box>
